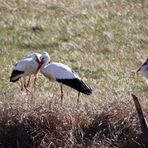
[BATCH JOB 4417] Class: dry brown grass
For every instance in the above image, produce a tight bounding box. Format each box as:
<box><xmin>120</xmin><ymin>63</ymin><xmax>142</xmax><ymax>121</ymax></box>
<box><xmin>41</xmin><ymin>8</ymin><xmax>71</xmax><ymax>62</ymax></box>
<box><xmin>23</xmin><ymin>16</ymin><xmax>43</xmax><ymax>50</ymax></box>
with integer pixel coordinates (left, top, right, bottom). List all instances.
<box><xmin>0</xmin><ymin>95</ymin><xmax>146</xmax><ymax>148</ymax></box>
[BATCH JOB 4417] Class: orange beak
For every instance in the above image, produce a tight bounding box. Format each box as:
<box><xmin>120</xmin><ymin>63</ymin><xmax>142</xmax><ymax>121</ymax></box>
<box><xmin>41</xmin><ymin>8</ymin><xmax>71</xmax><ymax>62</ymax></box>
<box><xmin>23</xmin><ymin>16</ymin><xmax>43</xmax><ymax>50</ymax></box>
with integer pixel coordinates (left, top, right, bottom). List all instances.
<box><xmin>35</xmin><ymin>59</ymin><xmax>43</xmax><ymax>75</ymax></box>
<box><xmin>136</xmin><ymin>62</ymin><xmax>145</xmax><ymax>74</ymax></box>
<box><xmin>136</xmin><ymin>66</ymin><xmax>142</xmax><ymax>73</ymax></box>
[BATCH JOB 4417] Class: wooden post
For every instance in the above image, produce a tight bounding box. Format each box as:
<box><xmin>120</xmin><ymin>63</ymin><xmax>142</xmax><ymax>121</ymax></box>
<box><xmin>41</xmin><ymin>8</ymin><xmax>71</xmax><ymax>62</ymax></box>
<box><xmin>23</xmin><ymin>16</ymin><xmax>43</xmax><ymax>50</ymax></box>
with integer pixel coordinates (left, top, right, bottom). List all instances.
<box><xmin>132</xmin><ymin>94</ymin><xmax>148</xmax><ymax>146</ymax></box>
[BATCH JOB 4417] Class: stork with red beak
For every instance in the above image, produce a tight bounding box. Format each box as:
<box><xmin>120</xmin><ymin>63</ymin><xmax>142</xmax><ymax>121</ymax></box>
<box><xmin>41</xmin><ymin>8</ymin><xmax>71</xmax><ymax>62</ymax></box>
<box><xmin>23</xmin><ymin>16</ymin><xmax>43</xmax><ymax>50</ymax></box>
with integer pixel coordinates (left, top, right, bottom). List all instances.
<box><xmin>10</xmin><ymin>52</ymin><xmax>42</xmax><ymax>91</ymax></box>
<box><xmin>136</xmin><ymin>58</ymin><xmax>148</xmax><ymax>78</ymax></box>
<box><xmin>40</xmin><ymin>52</ymin><xmax>92</xmax><ymax>104</ymax></box>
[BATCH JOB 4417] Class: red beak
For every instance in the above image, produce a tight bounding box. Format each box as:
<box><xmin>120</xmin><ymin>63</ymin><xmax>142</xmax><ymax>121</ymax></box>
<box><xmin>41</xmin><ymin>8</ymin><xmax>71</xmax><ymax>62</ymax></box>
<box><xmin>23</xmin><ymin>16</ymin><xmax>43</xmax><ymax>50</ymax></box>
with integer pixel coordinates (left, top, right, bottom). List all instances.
<box><xmin>35</xmin><ymin>59</ymin><xmax>43</xmax><ymax>75</ymax></box>
<box><xmin>136</xmin><ymin>63</ymin><xmax>145</xmax><ymax>73</ymax></box>
<box><xmin>136</xmin><ymin>66</ymin><xmax>142</xmax><ymax>73</ymax></box>
<box><xmin>38</xmin><ymin>60</ymin><xmax>43</xmax><ymax>69</ymax></box>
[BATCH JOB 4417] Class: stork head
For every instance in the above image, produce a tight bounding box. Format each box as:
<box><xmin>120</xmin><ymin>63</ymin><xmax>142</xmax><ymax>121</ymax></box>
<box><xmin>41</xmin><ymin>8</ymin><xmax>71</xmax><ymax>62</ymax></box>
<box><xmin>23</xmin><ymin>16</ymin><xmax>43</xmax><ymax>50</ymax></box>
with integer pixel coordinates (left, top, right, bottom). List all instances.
<box><xmin>33</xmin><ymin>53</ymin><xmax>42</xmax><ymax>64</ymax></box>
<box><xmin>40</xmin><ymin>51</ymin><xmax>51</xmax><ymax>65</ymax></box>
<box><xmin>136</xmin><ymin>58</ymin><xmax>148</xmax><ymax>73</ymax></box>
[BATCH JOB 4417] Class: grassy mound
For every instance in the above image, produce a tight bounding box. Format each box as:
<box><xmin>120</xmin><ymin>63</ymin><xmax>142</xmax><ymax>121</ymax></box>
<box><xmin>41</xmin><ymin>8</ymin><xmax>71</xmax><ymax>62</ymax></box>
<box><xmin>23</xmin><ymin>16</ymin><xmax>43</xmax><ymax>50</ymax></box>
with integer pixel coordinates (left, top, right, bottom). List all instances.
<box><xmin>0</xmin><ymin>98</ymin><xmax>145</xmax><ymax>148</ymax></box>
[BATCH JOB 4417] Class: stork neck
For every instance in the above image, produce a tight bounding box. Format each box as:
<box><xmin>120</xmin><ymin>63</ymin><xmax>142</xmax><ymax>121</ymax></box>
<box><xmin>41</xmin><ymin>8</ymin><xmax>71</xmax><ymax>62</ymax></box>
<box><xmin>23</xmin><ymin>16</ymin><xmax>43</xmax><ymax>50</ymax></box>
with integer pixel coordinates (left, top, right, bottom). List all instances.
<box><xmin>41</xmin><ymin>61</ymin><xmax>49</xmax><ymax>70</ymax></box>
<box><xmin>42</xmin><ymin>62</ymin><xmax>47</xmax><ymax>67</ymax></box>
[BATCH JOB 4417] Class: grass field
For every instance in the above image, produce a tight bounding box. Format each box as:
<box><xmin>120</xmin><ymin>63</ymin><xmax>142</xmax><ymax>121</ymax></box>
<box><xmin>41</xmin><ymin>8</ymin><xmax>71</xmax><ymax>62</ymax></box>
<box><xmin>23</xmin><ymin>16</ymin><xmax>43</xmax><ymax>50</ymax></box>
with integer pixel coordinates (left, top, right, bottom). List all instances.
<box><xmin>0</xmin><ymin>0</ymin><xmax>148</xmax><ymax>147</ymax></box>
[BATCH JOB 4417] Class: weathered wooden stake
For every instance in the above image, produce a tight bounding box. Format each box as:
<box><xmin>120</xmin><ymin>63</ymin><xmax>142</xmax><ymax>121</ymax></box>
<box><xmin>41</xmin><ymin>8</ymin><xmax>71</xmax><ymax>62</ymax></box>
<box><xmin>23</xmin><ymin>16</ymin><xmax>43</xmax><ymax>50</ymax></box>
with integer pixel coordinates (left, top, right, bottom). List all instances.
<box><xmin>132</xmin><ymin>94</ymin><xmax>148</xmax><ymax>146</ymax></box>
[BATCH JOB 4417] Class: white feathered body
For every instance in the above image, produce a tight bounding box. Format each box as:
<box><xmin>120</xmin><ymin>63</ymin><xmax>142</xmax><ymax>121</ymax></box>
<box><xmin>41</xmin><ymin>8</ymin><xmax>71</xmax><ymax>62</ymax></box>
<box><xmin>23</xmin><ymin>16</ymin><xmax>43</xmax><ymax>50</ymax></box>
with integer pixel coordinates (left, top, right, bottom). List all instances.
<box><xmin>40</xmin><ymin>62</ymin><xmax>92</xmax><ymax>95</ymax></box>
<box><xmin>10</xmin><ymin>53</ymin><xmax>41</xmax><ymax>82</ymax></box>
<box><xmin>15</xmin><ymin>58</ymin><xmax>39</xmax><ymax>76</ymax></box>
<box><xmin>40</xmin><ymin>62</ymin><xmax>80</xmax><ymax>81</ymax></box>
<box><xmin>24</xmin><ymin>53</ymin><xmax>41</xmax><ymax>61</ymax></box>
<box><xmin>140</xmin><ymin>65</ymin><xmax>148</xmax><ymax>78</ymax></box>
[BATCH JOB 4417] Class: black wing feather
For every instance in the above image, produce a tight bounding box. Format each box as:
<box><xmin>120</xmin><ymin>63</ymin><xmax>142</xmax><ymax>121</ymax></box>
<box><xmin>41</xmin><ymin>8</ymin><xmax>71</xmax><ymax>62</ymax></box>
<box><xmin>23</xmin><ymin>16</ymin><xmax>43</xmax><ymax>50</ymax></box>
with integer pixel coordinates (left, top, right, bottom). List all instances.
<box><xmin>10</xmin><ymin>70</ymin><xmax>24</xmax><ymax>82</ymax></box>
<box><xmin>57</xmin><ymin>78</ymin><xmax>92</xmax><ymax>95</ymax></box>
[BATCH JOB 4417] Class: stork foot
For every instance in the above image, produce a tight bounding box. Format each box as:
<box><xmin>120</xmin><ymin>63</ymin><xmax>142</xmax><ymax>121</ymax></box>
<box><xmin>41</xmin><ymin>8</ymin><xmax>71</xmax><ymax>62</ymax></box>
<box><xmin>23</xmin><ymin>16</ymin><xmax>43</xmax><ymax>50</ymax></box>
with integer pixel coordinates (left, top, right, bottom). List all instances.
<box><xmin>21</xmin><ymin>86</ymin><xmax>24</xmax><ymax>91</ymax></box>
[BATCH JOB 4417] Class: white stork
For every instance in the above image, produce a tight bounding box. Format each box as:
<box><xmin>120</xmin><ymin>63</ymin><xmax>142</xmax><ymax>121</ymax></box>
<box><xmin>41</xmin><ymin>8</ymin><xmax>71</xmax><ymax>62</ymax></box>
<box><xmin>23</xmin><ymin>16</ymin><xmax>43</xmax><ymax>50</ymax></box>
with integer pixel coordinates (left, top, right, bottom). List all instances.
<box><xmin>137</xmin><ymin>58</ymin><xmax>148</xmax><ymax>78</ymax></box>
<box><xmin>40</xmin><ymin>52</ymin><xmax>92</xmax><ymax>103</ymax></box>
<box><xmin>10</xmin><ymin>52</ymin><xmax>42</xmax><ymax>91</ymax></box>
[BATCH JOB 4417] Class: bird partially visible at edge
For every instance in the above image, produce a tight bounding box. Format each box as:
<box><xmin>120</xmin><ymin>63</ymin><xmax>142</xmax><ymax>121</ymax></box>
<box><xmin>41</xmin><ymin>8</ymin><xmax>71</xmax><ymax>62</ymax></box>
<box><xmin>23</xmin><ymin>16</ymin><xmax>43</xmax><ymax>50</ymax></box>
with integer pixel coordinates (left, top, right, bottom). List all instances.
<box><xmin>137</xmin><ymin>58</ymin><xmax>148</xmax><ymax>78</ymax></box>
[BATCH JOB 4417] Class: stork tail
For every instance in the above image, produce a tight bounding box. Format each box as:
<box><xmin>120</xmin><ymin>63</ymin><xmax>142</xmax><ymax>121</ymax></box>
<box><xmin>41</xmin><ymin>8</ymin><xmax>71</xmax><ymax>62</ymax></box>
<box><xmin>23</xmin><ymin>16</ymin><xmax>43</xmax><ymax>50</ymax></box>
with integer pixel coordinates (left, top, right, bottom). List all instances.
<box><xmin>10</xmin><ymin>70</ymin><xmax>24</xmax><ymax>82</ymax></box>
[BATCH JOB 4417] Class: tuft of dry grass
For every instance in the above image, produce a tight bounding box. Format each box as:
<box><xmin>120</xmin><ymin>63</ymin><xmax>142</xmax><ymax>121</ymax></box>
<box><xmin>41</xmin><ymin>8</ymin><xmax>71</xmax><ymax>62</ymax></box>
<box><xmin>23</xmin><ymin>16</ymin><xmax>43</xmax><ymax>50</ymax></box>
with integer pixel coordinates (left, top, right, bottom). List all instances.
<box><xmin>0</xmin><ymin>97</ymin><xmax>146</xmax><ymax>148</ymax></box>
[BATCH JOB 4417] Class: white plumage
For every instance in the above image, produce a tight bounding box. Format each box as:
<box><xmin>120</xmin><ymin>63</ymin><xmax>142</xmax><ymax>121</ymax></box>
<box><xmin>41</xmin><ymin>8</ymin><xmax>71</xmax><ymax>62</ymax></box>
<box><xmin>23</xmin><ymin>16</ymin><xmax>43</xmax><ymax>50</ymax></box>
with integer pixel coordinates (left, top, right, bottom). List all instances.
<box><xmin>10</xmin><ymin>52</ymin><xmax>42</xmax><ymax>91</ymax></box>
<box><xmin>40</xmin><ymin>52</ymin><xmax>92</xmax><ymax>103</ymax></box>
<box><xmin>24</xmin><ymin>52</ymin><xmax>41</xmax><ymax>61</ymax></box>
<box><xmin>41</xmin><ymin>62</ymin><xmax>80</xmax><ymax>80</ymax></box>
<box><xmin>137</xmin><ymin>58</ymin><xmax>148</xmax><ymax>78</ymax></box>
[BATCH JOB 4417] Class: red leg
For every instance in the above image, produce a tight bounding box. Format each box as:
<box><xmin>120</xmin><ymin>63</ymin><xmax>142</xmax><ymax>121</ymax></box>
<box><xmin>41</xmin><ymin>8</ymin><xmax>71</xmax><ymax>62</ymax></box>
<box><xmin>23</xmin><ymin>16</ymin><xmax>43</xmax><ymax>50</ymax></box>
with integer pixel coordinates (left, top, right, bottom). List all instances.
<box><xmin>24</xmin><ymin>84</ymin><xmax>35</xmax><ymax>99</ymax></box>
<box><xmin>20</xmin><ymin>79</ymin><xmax>24</xmax><ymax>91</ymax></box>
<box><xmin>60</xmin><ymin>84</ymin><xmax>64</xmax><ymax>104</ymax></box>
<box><xmin>77</xmin><ymin>92</ymin><xmax>80</xmax><ymax>104</ymax></box>
<box><xmin>27</xmin><ymin>75</ymin><xmax>31</xmax><ymax>88</ymax></box>
<box><xmin>23</xmin><ymin>78</ymin><xmax>29</xmax><ymax>94</ymax></box>
<box><xmin>24</xmin><ymin>85</ymin><xmax>32</xmax><ymax>93</ymax></box>
<box><xmin>33</xmin><ymin>75</ymin><xmax>37</xmax><ymax>91</ymax></box>
<box><xmin>23</xmin><ymin>78</ymin><xmax>27</xmax><ymax>89</ymax></box>
<box><xmin>32</xmin><ymin>74</ymin><xmax>37</xmax><ymax>91</ymax></box>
